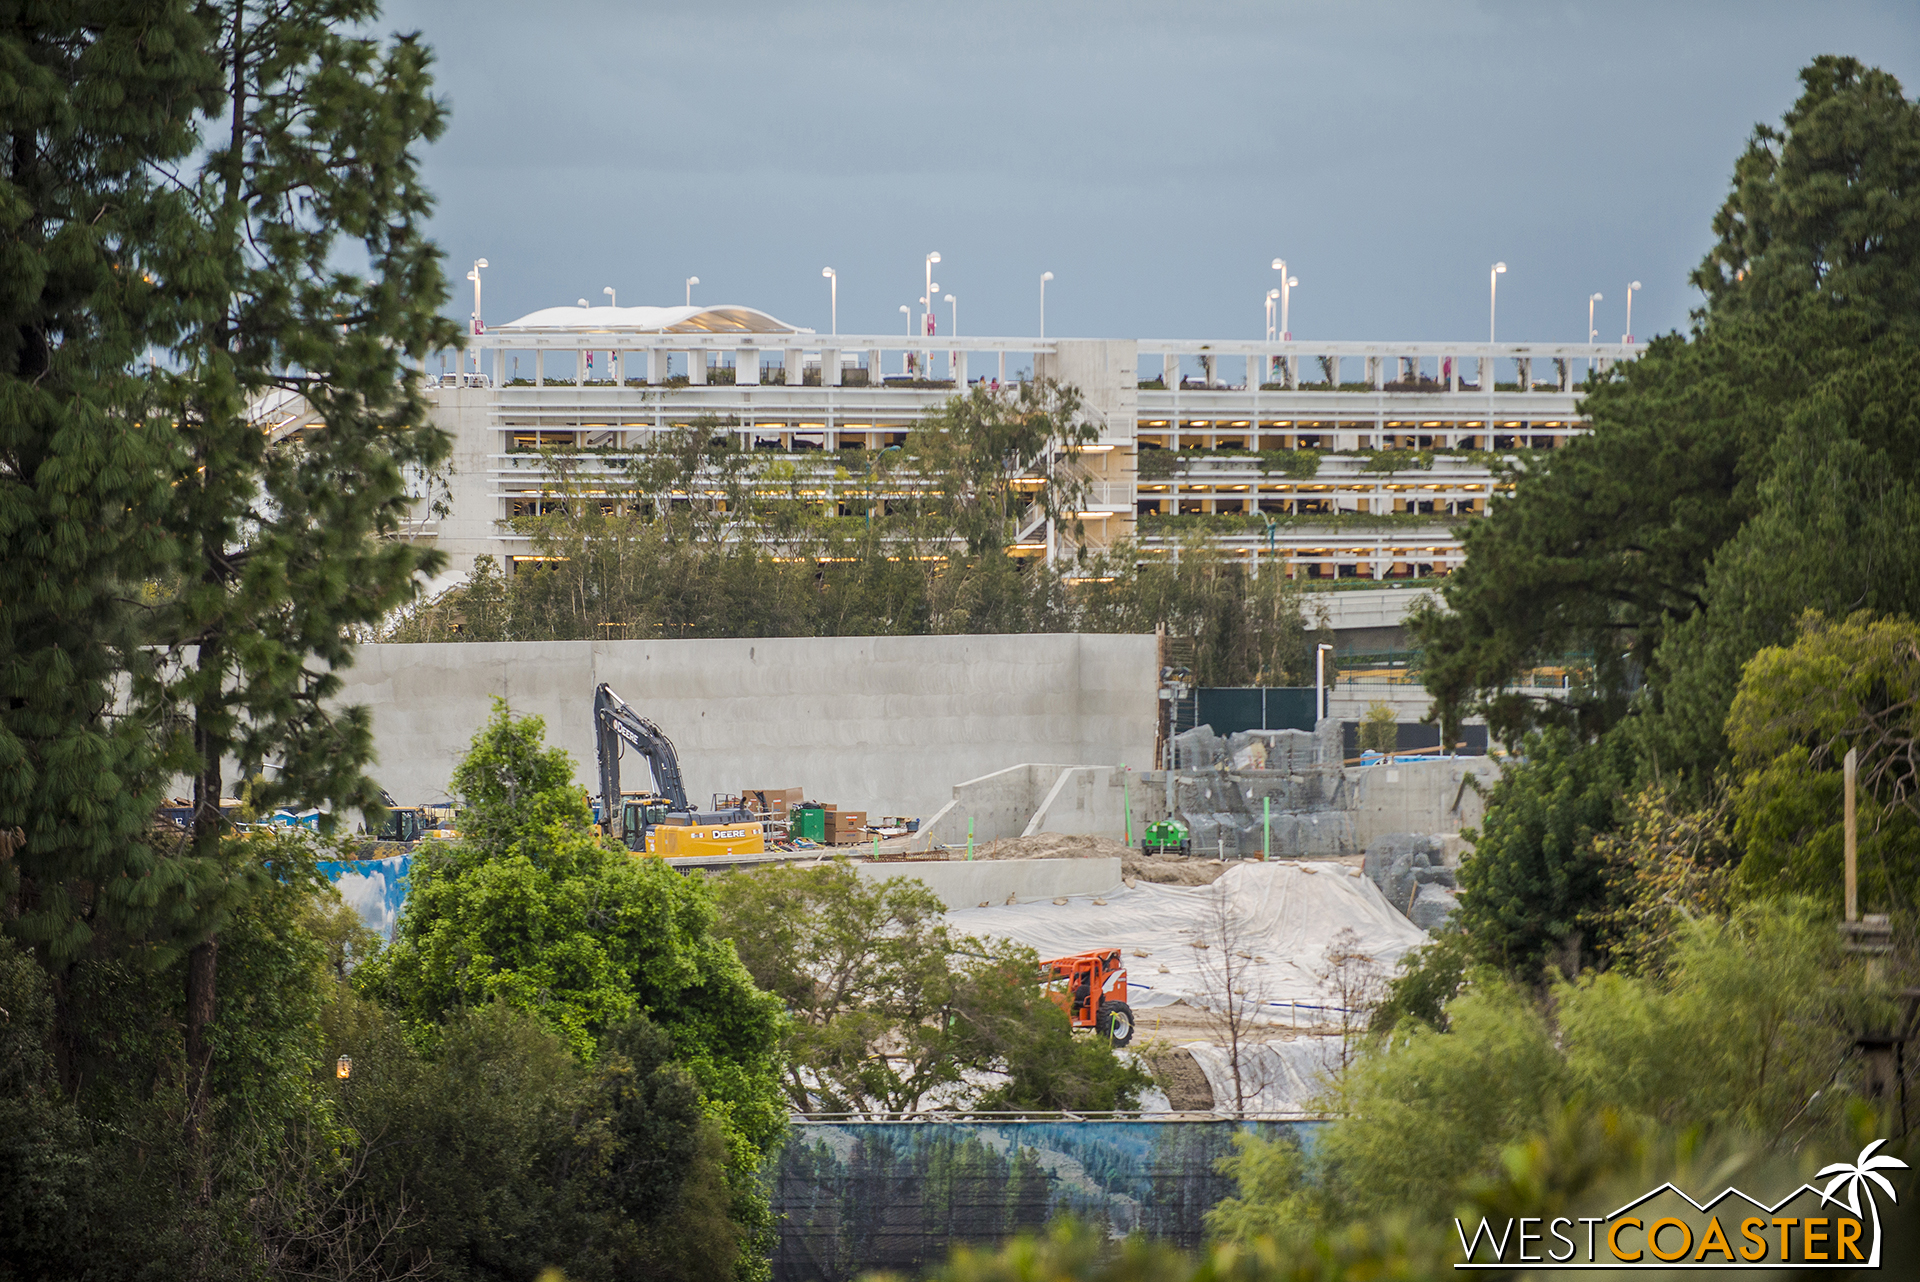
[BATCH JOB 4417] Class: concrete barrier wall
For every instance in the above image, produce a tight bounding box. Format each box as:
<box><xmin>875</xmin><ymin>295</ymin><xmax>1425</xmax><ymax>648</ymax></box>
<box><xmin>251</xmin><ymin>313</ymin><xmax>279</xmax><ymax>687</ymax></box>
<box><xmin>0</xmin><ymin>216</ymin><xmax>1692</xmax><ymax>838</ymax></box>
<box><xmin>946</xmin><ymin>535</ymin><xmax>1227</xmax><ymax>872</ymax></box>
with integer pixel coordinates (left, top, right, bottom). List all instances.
<box><xmin>336</xmin><ymin>634</ymin><xmax>1156</xmax><ymax>820</ymax></box>
<box><xmin>854</xmin><ymin>856</ymin><xmax>1124</xmax><ymax>910</ymax></box>
<box><xmin>1022</xmin><ymin>766</ymin><xmax>1136</xmax><ymax>839</ymax></box>
<box><xmin>916</xmin><ymin>763</ymin><xmax>1145</xmax><ymax>850</ymax></box>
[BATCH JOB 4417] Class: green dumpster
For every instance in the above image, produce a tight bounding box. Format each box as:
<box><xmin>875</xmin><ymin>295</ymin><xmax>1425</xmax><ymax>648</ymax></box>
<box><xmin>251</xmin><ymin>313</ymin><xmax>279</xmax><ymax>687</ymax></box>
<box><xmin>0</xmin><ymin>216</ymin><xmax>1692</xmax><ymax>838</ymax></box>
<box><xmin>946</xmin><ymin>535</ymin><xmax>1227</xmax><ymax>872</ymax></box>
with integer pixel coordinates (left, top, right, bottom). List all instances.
<box><xmin>790</xmin><ymin>804</ymin><xmax>826</xmax><ymax>843</ymax></box>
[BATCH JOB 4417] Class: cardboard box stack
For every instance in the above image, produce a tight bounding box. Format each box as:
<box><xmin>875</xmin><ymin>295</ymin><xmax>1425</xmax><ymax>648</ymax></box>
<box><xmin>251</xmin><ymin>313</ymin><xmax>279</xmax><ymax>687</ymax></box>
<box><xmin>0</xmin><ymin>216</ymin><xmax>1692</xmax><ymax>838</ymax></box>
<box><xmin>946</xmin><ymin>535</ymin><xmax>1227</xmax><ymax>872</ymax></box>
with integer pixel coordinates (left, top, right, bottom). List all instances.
<box><xmin>824</xmin><ymin>808</ymin><xmax>867</xmax><ymax>845</ymax></box>
<box><xmin>743</xmin><ymin>787</ymin><xmax>803</xmax><ymax>817</ymax></box>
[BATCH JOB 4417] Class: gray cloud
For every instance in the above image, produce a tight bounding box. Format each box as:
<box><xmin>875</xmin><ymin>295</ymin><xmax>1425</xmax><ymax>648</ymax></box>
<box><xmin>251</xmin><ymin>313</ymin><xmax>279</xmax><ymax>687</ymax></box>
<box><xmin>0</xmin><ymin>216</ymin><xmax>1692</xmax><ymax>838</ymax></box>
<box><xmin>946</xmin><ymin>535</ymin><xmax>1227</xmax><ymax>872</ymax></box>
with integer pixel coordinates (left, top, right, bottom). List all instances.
<box><xmin>388</xmin><ymin>0</ymin><xmax>1919</xmax><ymax>346</ymax></box>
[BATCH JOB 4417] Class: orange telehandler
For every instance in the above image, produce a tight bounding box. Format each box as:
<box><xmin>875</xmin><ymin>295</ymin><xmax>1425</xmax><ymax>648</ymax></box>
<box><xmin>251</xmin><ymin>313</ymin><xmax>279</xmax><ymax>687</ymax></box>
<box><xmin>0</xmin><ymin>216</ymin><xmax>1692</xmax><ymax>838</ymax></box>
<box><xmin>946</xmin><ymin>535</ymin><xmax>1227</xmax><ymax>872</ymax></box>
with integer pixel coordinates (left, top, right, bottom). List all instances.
<box><xmin>1040</xmin><ymin>949</ymin><xmax>1134</xmax><ymax>1047</ymax></box>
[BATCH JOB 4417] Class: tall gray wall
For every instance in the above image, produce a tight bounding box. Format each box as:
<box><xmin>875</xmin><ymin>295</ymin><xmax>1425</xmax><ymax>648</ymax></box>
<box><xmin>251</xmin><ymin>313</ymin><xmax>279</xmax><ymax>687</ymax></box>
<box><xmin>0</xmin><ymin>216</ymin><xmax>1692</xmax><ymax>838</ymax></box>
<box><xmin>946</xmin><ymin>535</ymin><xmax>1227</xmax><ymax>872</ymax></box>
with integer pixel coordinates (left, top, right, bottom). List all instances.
<box><xmin>336</xmin><ymin>634</ymin><xmax>1156</xmax><ymax>819</ymax></box>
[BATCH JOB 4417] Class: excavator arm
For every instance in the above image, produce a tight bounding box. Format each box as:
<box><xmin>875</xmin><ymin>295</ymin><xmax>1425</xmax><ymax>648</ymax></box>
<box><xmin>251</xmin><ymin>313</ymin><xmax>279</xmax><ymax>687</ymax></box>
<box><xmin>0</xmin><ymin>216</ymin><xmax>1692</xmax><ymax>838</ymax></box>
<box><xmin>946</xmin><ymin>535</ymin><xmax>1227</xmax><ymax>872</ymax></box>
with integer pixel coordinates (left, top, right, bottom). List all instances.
<box><xmin>593</xmin><ymin>683</ymin><xmax>690</xmax><ymax>824</ymax></box>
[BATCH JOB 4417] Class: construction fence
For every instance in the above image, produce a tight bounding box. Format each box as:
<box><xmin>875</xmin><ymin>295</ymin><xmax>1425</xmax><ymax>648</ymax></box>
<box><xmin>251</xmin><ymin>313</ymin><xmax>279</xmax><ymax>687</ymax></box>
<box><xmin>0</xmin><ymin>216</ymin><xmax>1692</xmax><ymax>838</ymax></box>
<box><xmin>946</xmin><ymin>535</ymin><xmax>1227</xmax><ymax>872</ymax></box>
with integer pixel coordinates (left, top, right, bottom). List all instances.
<box><xmin>767</xmin><ymin>1117</ymin><xmax>1318</xmax><ymax>1282</ymax></box>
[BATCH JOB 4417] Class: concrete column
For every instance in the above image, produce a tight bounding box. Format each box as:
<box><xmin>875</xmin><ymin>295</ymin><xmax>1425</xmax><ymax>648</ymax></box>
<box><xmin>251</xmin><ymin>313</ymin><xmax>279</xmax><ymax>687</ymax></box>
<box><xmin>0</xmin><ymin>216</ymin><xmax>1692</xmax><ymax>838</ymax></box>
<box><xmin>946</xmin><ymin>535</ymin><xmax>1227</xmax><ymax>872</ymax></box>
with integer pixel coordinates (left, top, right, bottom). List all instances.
<box><xmin>998</xmin><ymin>351</ymin><xmax>1006</xmax><ymax>384</ymax></box>
<box><xmin>738</xmin><ymin>347</ymin><xmax>760</xmax><ymax>386</ymax></box>
<box><xmin>1250</xmin><ymin>353</ymin><xmax>1266</xmax><ymax>388</ymax></box>
<box><xmin>1448</xmin><ymin>354</ymin><xmax>1459</xmax><ymax>392</ymax></box>
<box><xmin>953</xmin><ymin>350</ymin><xmax>967</xmax><ymax>385</ymax></box>
<box><xmin>1479</xmin><ymin>355</ymin><xmax>1493</xmax><ymax>391</ymax></box>
<box><xmin>534</xmin><ymin>348</ymin><xmax>544</xmax><ymax>387</ymax></box>
<box><xmin>1287</xmin><ymin>355</ymin><xmax>1299</xmax><ymax>389</ymax></box>
<box><xmin>690</xmin><ymin>348</ymin><xmax>707</xmax><ymax>385</ymax></box>
<box><xmin>785</xmin><ymin>348</ymin><xmax>803</xmax><ymax>386</ymax></box>
<box><xmin>492</xmin><ymin>347</ymin><xmax>502</xmax><ymax>386</ymax></box>
<box><xmin>575</xmin><ymin>349</ymin><xmax>585</xmax><ymax>387</ymax></box>
<box><xmin>823</xmin><ymin>347</ymin><xmax>840</xmax><ymax>386</ymax></box>
<box><xmin>1370</xmin><ymin>356</ymin><xmax>1384</xmax><ymax>390</ymax></box>
<box><xmin>648</xmin><ymin>348</ymin><xmax>668</xmax><ymax>385</ymax></box>
<box><xmin>1163</xmin><ymin>352</ymin><xmax>1178</xmax><ymax>386</ymax></box>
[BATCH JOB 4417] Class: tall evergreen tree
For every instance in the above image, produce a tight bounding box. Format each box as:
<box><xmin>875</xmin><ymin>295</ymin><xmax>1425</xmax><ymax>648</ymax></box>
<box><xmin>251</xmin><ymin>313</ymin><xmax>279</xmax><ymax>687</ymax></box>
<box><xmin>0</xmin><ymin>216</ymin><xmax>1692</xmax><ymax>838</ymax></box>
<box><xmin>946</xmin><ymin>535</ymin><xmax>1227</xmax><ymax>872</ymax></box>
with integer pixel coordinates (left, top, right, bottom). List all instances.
<box><xmin>0</xmin><ymin>2</ymin><xmax>221</xmax><ymax>1026</ymax></box>
<box><xmin>1412</xmin><ymin>57</ymin><xmax>1920</xmax><ymax>751</ymax></box>
<box><xmin>137</xmin><ymin>0</ymin><xmax>459</xmax><ymax>1134</ymax></box>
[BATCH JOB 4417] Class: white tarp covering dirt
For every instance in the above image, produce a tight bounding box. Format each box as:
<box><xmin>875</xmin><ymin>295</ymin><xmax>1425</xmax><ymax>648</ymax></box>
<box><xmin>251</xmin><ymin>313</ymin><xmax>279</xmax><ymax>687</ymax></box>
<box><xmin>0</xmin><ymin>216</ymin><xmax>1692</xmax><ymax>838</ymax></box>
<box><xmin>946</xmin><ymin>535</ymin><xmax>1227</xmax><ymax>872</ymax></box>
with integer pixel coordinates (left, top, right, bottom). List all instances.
<box><xmin>945</xmin><ymin>861</ymin><xmax>1428</xmax><ymax>1017</ymax></box>
<box><xmin>1181</xmin><ymin>1038</ymin><xmax>1345</xmax><ymax>1114</ymax></box>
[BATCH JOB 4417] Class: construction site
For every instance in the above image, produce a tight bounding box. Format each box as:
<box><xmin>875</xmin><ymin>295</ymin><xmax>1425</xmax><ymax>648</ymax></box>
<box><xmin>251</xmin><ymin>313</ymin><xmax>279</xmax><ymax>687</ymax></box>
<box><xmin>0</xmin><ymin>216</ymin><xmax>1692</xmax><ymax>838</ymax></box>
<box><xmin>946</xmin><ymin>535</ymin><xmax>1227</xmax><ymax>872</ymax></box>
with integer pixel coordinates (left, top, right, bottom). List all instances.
<box><xmin>313</xmin><ymin>608</ymin><xmax>1492</xmax><ymax>1123</ymax></box>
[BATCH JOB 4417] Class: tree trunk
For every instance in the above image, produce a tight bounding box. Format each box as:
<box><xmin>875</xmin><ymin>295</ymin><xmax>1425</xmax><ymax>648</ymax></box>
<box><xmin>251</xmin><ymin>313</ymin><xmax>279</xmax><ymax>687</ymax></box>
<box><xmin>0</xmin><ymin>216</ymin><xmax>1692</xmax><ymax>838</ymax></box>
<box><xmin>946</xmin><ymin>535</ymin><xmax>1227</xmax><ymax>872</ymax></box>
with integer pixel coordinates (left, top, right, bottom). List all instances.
<box><xmin>184</xmin><ymin>936</ymin><xmax>217</xmax><ymax>1144</ymax></box>
<box><xmin>184</xmin><ymin>697</ymin><xmax>224</xmax><ymax>1147</ymax></box>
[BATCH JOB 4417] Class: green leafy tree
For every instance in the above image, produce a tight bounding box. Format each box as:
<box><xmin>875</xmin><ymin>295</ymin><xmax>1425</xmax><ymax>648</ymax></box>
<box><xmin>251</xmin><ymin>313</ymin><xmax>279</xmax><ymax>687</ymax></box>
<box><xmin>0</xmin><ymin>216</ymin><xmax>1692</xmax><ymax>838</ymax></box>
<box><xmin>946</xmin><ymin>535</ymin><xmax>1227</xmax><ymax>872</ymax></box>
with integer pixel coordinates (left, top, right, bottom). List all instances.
<box><xmin>317</xmin><ymin>993</ymin><xmax>741</xmax><ymax>1282</ymax></box>
<box><xmin>1576</xmin><ymin>784</ymin><xmax>1735</xmax><ymax>977</ymax></box>
<box><xmin>712</xmin><ymin>861</ymin><xmax>1147</xmax><ymax>1113</ymax></box>
<box><xmin>902</xmin><ymin>377</ymin><xmax>1100</xmax><ymax>556</ymax></box>
<box><xmin>1727</xmin><ymin>611</ymin><xmax>1920</xmax><ymax>912</ymax></box>
<box><xmin>360</xmin><ymin>702</ymin><xmax>786</xmax><ymax>1273</ymax></box>
<box><xmin>1220</xmin><ymin>901</ymin><xmax>1856</xmax><ymax>1239</ymax></box>
<box><xmin>1358</xmin><ymin>702</ymin><xmax>1397</xmax><ymax>755</ymax></box>
<box><xmin>1450</xmin><ymin>727</ymin><xmax>1632</xmax><ymax>977</ymax></box>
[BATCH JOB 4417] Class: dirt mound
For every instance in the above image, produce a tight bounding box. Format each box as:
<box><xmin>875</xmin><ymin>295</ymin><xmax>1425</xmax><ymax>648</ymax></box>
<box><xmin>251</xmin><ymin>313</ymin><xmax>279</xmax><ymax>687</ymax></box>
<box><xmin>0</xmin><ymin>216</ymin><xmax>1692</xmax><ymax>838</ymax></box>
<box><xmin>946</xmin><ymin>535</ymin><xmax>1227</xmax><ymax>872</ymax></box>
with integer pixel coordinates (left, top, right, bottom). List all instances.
<box><xmin>969</xmin><ymin>832</ymin><xmax>1137</xmax><ymax>861</ymax></box>
<box><xmin>1123</xmin><ymin>851</ymin><xmax>1229</xmax><ymax>885</ymax></box>
<box><xmin>1141</xmin><ymin>1046</ymin><xmax>1214</xmax><ymax>1111</ymax></box>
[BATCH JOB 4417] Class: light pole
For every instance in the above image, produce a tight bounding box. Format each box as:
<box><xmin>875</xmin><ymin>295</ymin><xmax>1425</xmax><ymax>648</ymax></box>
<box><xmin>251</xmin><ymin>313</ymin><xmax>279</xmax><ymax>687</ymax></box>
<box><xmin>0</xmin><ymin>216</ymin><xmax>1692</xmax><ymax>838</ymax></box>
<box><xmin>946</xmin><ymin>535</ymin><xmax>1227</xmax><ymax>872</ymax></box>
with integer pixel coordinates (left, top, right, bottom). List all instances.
<box><xmin>945</xmin><ymin>293</ymin><xmax>958</xmax><ymax>382</ymax></box>
<box><xmin>1489</xmin><ymin>262</ymin><xmax>1507</xmax><ymax>343</ymax></box>
<box><xmin>1624</xmin><ymin>280</ymin><xmax>1641</xmax><ymax>343</ymax></box>
<box><xmin>1588</xmin><ymin>292</ymin><xmax>1602</xmax><ymax>343</ymax></box>
<box><xmin>1271</xmin><ymin>259</ymin><xmax>1297</xmax><ymax>339</ymax></box>
<box><xmin>684</xmin><ymin>275</ymin><xmax>698</xmax><ymax>307</ymax></box>
<box><xmin>822</xmin><ymin>267</ymin><xmax>837</xmax><ymax>335</ymax></box>
<box><xmin>602</xmin><ymin>287</ymin><xmax>618</xmax><ymax>380</ymax></box>
<box><xmin>466</xmin><ymin>258</ymin><xmax>488</xmax><ymax>373</ymax></box>
<box><xmin>1040</xmin><ymin>271</ymin><xmax>1053</xmax><ymax>338</ymax></box>
<box><xmin>899</xmin><ymin>304</ymin><xmax>912</xmax><ymax>377</ymax></box>
<box><xmin>923</xmin><ymin>251</ymin><xmax>940</xmax><ymax>339</ymax></box>
<box><xmin>1266</xmin><ymin>289</ymin><xmax>1279</xmax><ymax>342</ymax></box>
<box><xmin>1314</xmin><ymin>642</ymin><xmax>1335</xmax><ymax>724</ymax></box>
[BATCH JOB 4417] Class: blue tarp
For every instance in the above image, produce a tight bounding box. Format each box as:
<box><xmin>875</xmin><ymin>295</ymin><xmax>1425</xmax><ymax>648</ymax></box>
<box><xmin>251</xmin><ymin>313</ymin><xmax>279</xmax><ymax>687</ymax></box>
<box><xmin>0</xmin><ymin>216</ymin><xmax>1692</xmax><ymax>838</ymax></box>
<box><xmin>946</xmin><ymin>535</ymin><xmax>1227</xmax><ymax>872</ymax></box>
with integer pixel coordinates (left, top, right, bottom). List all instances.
<box><xmin>317</xmin><ymin>854</ymin><xmax>412</xmax><ymax>940</ymax></box>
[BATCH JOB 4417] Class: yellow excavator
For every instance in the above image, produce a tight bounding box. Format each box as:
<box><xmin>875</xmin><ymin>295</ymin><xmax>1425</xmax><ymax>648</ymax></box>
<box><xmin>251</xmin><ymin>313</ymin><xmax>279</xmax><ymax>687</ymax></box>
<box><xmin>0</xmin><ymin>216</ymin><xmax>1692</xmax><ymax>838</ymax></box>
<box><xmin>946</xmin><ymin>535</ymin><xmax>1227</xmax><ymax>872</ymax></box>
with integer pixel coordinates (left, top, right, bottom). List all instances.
<box><xmin>593</xmin><ymin>684</ymin><xmax>765</xmax><ymax>859</ymax></box>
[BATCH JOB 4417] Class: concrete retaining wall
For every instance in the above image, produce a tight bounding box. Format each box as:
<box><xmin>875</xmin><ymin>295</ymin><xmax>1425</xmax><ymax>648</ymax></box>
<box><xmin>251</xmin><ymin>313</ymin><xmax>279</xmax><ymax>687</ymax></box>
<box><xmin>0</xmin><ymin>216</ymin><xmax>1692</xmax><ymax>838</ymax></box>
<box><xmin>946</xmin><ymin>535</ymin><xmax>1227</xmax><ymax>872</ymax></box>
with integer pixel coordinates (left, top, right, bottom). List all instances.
<box><xmin>854</xmin><ymin>856</ymin><xmax>1124</xmax><ymax>910</ymax></box>
<box><xmin>916</xmin><ymin>763</ymin><xmax>1145</xmax><ymax>850</ymax></box>
<box><xmin>1346</xmin><ymin>757</ymin><xmax>1499</xmax><ymax>846</ymax></box>
<box><xmin>1023</xmin><ymin>766</ymin><xmax>1135</xmax><ymax>838</ymax></box>
<box><xmin>335</xmin><ymin>634</ymin><xmax>1156</xmax><ymax>820</ymax></box>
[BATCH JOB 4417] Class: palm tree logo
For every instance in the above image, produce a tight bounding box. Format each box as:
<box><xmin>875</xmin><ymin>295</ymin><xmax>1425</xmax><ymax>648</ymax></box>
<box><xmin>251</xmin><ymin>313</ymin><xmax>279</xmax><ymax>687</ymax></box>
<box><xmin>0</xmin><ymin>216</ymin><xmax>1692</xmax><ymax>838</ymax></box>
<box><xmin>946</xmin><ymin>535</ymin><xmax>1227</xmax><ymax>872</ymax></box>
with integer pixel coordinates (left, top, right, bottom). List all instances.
<box><xmin>1816</xmin><ymin>1139</ymin><xmax>1909</xmax><ymax>1265</ymax></box>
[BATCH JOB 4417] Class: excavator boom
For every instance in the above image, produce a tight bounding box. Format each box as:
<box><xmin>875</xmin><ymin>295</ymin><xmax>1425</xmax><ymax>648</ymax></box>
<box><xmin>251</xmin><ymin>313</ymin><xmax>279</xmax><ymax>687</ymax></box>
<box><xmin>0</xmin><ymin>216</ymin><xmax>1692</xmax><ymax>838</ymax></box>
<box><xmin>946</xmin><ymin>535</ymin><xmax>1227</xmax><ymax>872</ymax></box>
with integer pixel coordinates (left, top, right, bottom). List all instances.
<box><xmin>593</xmin><ymin>683</ymin><xmax>689</xmax><ymax>819</ymax></box>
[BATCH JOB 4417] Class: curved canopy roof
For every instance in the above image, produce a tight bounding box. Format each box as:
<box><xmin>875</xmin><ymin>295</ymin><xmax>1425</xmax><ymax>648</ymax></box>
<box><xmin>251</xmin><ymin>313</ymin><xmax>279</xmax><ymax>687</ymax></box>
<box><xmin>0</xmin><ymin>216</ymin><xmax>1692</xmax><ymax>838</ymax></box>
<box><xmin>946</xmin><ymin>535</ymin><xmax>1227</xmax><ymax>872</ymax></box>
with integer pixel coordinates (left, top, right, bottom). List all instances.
<box><xmin>497</xmin><ymin>303</ymin><xmax>808</xmax><ymax>334</ymax></box>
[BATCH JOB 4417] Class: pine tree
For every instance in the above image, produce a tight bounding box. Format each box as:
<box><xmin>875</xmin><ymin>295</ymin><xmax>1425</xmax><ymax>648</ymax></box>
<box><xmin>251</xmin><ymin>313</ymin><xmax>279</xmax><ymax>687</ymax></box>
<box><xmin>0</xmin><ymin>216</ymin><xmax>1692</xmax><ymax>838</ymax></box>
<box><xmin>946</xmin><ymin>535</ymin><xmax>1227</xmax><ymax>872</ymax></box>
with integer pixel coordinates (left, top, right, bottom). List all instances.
<box><xmin>136</xmin><ymin>0</ymin><xmax>460</xmax><ymax>1135</ymax></box>
<box><xmin>0</xmin><ymin>3</ymin><xmax>221</xmax><ymax>1011</ymax></box>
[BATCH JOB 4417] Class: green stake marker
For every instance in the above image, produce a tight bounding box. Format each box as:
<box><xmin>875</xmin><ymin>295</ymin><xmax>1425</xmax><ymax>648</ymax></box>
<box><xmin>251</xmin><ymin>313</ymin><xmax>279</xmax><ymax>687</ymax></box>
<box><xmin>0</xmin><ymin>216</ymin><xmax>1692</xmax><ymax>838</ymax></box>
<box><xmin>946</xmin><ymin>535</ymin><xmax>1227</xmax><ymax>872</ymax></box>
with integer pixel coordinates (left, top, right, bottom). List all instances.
<box><xmin>967</xmin><ymin>816</ymin><xmax>975</xmax><ymax>860</ymax></box>
<box><xmin>1263</xmin><ymin>794</ymin><xmax>1271</xmax><ymax>861</ymax></box>
<box><xmin>1123</xmin><ymin>770</ymin><xmax>1132</xmax><ymax>846</ymax></box>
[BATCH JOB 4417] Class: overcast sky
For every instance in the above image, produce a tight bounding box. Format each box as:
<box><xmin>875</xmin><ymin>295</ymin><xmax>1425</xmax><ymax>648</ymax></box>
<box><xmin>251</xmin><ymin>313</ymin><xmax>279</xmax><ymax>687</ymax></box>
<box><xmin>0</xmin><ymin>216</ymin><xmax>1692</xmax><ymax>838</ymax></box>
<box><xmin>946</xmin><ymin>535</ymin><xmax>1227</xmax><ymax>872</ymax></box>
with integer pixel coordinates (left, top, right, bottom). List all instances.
<box><xmin>385</xmin><ymin>0</ymin><xmax>1918</xmax><ymax>348</ymax></box>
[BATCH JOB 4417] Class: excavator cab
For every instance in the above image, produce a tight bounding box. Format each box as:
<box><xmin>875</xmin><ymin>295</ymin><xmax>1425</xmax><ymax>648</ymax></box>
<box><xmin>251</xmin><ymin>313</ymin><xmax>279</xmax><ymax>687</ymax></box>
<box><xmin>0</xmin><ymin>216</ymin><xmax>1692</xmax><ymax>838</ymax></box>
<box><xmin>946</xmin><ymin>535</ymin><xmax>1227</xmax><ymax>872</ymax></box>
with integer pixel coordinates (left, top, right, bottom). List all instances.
<box><xmin>378</xmin><ymin>808</ymin><xmax>428</xmax><ymax>843</ymax></box>
<box><xmin>617</xmin><ymin>795</ymin><xmax>674</xmax><ymax>851</ymax></box>
<box><xmin>1040</xmin><ymin>949</ymin><xmax>1134</xmax><ymax>1047</ymax></box>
